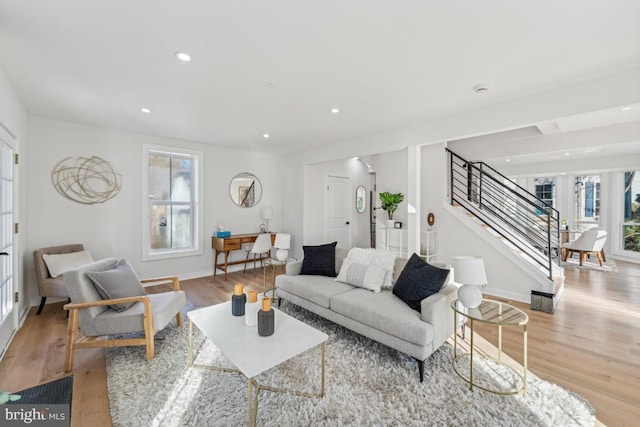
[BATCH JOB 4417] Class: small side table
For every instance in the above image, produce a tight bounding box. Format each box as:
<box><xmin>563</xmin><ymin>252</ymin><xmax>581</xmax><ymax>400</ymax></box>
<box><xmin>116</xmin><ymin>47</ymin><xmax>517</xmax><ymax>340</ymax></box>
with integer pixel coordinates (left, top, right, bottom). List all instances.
<box><xmin>451</xmin><ymin>299</ymin><xmax>528</xmax><ymax>395</ymax></box>
<box><xmin>262</xmin><ymin>257</ymin><xmax>295</xmax><ymax>300</ymax></box>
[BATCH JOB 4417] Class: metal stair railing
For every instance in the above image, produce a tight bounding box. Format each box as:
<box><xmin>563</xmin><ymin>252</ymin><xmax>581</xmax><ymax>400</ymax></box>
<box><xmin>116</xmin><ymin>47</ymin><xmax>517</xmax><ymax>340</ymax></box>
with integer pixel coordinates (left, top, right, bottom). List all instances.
<box><xmin>446</xmin><ymin>148</ymin><xmax>560</xmax><ymax>280</ymax></box>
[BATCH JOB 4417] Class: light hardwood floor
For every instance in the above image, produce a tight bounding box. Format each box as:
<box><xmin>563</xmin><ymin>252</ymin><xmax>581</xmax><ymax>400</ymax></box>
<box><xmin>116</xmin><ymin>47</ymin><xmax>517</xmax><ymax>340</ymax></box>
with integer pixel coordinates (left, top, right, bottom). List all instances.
<box><xmin>0</xmin><ymin>261</ymin><xmax>638</xmax><ymax>427</ymax></box>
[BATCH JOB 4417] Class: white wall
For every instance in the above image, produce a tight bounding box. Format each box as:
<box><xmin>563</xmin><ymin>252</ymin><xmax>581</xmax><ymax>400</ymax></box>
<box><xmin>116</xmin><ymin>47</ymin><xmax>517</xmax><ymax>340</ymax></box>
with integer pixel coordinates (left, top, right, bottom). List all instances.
<box><xmin>25</xmin><ymin>117</ymin><xmax>283</xmax><ymax>306</ymax></box>
<box><xmin>303</xmin><ymin>157</ymin><xmax>371</xmax><ymax>248</ymax></box>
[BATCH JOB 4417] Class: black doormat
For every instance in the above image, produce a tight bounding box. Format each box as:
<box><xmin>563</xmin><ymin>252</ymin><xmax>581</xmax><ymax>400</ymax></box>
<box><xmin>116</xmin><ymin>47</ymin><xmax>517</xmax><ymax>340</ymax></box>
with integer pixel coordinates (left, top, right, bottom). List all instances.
<box><xmin>7</xmin><ymin>375</ymin><xmax>73</xmax><ymax>405</ymax></box>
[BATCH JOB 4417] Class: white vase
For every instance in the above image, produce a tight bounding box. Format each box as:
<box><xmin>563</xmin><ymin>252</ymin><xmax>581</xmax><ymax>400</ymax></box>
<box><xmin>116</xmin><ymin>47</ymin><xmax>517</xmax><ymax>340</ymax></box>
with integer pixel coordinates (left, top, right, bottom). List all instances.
<box><xmin>244</xmin><ymin>301</ymin><xmax>259</xmax><ymax>326</ymax></box>
<box><xmin>386</xmin><ymin>220</ymin><xmax>395</xmax><ymax>228</ymax></box>
<box><xmin>458</xmin><ymin>284</ymin><xmax>483</xmax><ymax>308</ymax></box>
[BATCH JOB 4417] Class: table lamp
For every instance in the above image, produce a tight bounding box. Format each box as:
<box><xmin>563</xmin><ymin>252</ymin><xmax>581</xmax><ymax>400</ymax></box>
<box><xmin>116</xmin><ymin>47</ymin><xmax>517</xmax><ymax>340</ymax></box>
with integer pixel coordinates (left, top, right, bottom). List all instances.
<box><xmin>274</xmin><ymin>233</ymin><xmax>291</xmax><ymax>261</ymax></box>
<box><xmin>452</xmin><ymin>255</ymin><xmax>487</xmax><ymax>309</ymax></box>
<box><xmin>261</xmin><ymin>207</ymin><xmax>273</xmax><ymax>232</ymax></box>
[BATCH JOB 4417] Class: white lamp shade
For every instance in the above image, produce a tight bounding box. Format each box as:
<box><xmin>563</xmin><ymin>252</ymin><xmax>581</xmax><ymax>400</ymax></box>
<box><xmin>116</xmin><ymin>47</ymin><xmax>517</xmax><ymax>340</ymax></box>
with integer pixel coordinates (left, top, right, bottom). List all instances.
<box><xmin>261</xmin><ymin>207</ymin><xmax>273</xmax><ymax>220</ymax></box>
<box><xmin>453</xmin><ymin>256</ymin><xmax>486</xmax><ymax>309</ymax></box>
<box><xmin>452</xmin><ymin>256</ymin><xmax>487</xmax><ymax>285</ymax></box>
<box><xmin>274</xmin><ymin>233</ymin><xmax>290</xmax><ymax>249</ymax></box>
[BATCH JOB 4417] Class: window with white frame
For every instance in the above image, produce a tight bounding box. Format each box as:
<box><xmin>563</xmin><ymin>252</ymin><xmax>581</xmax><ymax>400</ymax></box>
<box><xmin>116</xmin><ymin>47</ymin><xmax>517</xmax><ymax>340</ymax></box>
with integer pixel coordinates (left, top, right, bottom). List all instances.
<box><xmin>574</xmin><ymin>175</ymin><xmax>600</xmax><ymax>230</ymax></box>
<box><xmin>623</xmin><ymin>171</ymin><xmax>640</xmax><ymax>253</ymax></box>
<box><xmin>143</xmin><ymin>145</ymin><xmax>203</xmax><ymax>260</ymax></box>
<box><xmin>534</xmin><ymin>177</ymin><xmax>555</xmax><ymax>216</ymax></box>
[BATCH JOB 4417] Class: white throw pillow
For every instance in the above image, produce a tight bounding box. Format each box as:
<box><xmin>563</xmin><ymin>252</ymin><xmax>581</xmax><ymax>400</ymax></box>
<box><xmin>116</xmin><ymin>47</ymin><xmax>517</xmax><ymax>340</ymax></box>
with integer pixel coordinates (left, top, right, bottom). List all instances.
<box><xmin>335</xmin><ymin>259</ymin><xmax>386</xmax><ymax>293</ymax></box>
<box><xmin>43</xmin><ymin>250</ymin><xmax>94</xmax><ymax>278</ymax></box>
<box><xmin>346</xmin><ymin>248</ymin><xmax>397</xmax><ymax>290</ymax></box>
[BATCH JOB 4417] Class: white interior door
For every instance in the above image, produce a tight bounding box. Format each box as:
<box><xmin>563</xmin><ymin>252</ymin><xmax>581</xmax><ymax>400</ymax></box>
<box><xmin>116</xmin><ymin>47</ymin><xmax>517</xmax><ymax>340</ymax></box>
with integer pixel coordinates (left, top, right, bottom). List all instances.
<box><xmin>0</xmin><ymin>128</ymin><xmax>16</xmax><ymax>358</ymax></box>
<box><xmin>325</xmin><ymin>175</ymin><xmax>350</xmax><ymax>248</ymax></box>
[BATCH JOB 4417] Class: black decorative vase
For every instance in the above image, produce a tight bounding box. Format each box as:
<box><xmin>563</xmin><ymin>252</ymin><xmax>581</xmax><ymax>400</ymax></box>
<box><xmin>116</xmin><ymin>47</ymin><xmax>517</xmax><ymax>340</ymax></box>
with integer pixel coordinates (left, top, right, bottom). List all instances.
<box><xmin>258</xmin><ymin>297</ymin><xmax>274</xmax><ymax>336</ymax></box>
<box><xmin>231</xmin><ymin>284</ymin><xmax>246</xmax><ymax>316</ymax></box>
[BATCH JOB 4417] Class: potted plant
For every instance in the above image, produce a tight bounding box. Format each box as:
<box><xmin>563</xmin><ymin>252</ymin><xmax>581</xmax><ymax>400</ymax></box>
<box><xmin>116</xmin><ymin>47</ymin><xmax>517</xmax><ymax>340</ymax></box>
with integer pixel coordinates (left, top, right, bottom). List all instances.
<box><xmin>379</xmin><ymin>192</ymin><xmax>404</xmax><ymax>227</ymax></box>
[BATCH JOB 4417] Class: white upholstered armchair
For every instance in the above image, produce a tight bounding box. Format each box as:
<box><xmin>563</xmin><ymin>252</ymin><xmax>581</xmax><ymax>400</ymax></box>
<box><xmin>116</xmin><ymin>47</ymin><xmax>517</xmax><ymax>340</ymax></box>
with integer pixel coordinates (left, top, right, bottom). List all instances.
<box><xmin>561</xmin><ymin>228</ymin><xmax>608</xmax><ymax>266</ymax></box>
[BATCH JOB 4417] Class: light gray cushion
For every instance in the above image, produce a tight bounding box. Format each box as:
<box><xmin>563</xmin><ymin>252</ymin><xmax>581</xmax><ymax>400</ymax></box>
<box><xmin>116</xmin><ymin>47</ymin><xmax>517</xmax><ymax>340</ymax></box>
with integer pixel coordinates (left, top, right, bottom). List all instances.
<box><xmin>83</xmin><ymin>291</ymin><xmax>186</xmax><ymax>336</ymax></box>
<box><xmin>276</xmin><ymin>274</ymin><xmax>354</xmax><ymax>308</ymax></box>
<box><xmin>330</xmin><ymin>289</ymin><xmax>434</xmax><ymax>346</ymax></box>
<box><xmin>86</xmin><ymin>259</ymin><xmax>145</xmax><ymax>312</ymax></box>
<box><xmin>335</xmin><ymin>259</ymin><xmax>386</xmax><ymax>293</ymax></box>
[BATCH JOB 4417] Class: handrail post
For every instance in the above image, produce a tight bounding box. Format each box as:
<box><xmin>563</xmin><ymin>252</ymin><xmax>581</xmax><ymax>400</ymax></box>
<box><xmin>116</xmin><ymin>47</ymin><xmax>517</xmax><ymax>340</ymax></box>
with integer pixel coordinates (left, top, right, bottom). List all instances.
<box><xmin>449</xmin><ymin>151</ymin><xmax>454</xmax><ymax>206</ymax></box>
<box><xmin>479</xmin><ymin>163</ymin><xmax>483</xmax><ymax>210</ymax></box>
<box><xmin>547</xmin><ymin>210</ymin><xmax>553</xmax><ymax>280</ymax></box>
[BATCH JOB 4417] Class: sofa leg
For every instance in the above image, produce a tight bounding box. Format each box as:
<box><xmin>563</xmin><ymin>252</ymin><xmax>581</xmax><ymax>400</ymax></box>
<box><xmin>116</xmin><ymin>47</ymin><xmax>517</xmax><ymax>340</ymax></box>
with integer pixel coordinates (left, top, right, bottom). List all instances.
<box><xmin>36</xmin><ymin>297</ymin><xmax>47</xmax><ymax>315</ymax></box>
<box><xmin>414</xmin><ymin>358</ymin><xmax>424</xmax><ymax>382</ymax></box>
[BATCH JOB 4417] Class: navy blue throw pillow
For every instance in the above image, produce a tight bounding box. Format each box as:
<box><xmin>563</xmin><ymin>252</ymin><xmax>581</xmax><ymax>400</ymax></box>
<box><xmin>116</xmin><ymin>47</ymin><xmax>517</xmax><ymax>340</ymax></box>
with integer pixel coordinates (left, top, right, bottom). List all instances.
<box><xmin>300</xmin><ymin>242</ymin><xmax>338</xmax><ymax>277</ymax></box>
<box><xmin>392</xmin><ymin>253</ymin><xmax>450</xmax><ymax>312</ymax></box>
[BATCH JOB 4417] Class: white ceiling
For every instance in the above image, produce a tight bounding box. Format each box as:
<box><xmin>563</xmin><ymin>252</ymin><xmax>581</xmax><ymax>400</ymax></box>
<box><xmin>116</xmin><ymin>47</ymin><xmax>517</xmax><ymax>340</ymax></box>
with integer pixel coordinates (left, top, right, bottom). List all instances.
<box><xmin>1</xmin><ymin>1</ymin><xmax>639</xmax><ymax>154</ymax></box>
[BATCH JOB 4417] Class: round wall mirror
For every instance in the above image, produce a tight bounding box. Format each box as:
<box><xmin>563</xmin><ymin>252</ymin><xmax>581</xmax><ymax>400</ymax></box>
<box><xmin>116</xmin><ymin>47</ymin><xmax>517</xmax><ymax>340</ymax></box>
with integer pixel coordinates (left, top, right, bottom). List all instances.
<box><xmin>229</xmin><ymin>172</ymin><xmax>262</xmax><ymax>207</ymax></box>
<box><xmin>356</xmin><ymin>186</ymin><xmax>366</xmax><ymax>213</ymax></box>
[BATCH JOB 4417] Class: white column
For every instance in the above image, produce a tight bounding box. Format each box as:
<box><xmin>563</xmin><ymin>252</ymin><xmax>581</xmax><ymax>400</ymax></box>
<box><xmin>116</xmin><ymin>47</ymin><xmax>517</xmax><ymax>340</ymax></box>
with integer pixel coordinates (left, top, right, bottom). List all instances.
<box><xmin>407</xmin><ymin>145</ymin><xmax>421</xmax><ymax>256</ymax></box>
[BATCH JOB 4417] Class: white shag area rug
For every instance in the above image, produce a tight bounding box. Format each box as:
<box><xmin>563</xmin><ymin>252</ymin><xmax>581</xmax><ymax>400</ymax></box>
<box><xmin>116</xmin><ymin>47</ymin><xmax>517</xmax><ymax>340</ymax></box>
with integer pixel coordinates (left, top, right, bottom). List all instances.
<box><xmin>106</xmin><ymin>302</ymin><xmax>595</xmax><ymax>427</ymax></box>
<box><xmin>561</xmin><ymin>256</ymin><xmax>618</xmax><ymax>273</ymax></box>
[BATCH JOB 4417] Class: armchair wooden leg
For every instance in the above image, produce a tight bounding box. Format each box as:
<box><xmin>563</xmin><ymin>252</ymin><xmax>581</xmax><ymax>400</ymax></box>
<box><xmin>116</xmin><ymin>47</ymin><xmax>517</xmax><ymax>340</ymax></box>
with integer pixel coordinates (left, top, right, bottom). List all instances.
<box><xmin>176</xmin><ymin>312</ymin><xmax>183</xmax><ymax>327</ymax></box>
<box><xmin>596</xmin><ymin>251</ymin><xmax>604</xmax><ymax>267</ymax></box>
<box><xmin>143</xmin><ymin>307</ymin><xmax>155</xmax><ymax>361</ymax></box>
<box><xmin>64</xmin><ymin>309</ymin><xmax>79</xmax><ymax>372</ymax></box>
<box><xmin>579</xmin><ymin>252</ymin><xmax>586</xmax><ymax>266</ymax></box>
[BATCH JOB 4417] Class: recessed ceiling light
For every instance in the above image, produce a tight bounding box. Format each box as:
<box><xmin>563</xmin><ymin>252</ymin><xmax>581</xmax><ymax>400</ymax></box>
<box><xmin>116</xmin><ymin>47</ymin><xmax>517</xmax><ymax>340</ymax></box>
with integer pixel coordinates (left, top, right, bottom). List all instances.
<box><xmin>175</xmin><ymin>52</ymin><xmax>191</xmax><ymax>62</ymax></box>
<box><xmin>140</xmin><ymin>107</ymin><xmax>152</xmax><ymax>113</ymax></box>
<box><xmin>561</xmin><ymin>172</ymin><xmax>567</xmax><ymax>175</ymax></box>
<box><xmin>564</xmin><ymin>152</ymin><xmax>570</xmax><ymax>156</ymax></box>
<box><xmin>621</xmin><ymin>106</ymin><xmax>632</xmax><ymax>111</ymax></box>
<box><xmin>505</xmin><ymin>159</ymin><xmax>511</xmax><ymax>162</ymax></box>
<box><xmin>331</xmin><ymin>108</ymin><xmax>340</xmax><ymax>114</ymax></box>
<box><xmin>353</xmin><ymin>156</ymin><xmax>359</xmax><ymax>160</ymax></box>
<box><xmin>263</xmin><ymin>133</ymin><xmax>270</xmax><ymax>139</ymax></box>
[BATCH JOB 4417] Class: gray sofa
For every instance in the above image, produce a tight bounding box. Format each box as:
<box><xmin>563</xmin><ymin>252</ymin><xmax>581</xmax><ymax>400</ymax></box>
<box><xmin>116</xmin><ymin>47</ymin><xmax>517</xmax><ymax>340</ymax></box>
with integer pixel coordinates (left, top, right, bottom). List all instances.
<box><xmin>276</xmin><ymin>247</ymin><xmax>457</xmax><ymax>381</ymax></box>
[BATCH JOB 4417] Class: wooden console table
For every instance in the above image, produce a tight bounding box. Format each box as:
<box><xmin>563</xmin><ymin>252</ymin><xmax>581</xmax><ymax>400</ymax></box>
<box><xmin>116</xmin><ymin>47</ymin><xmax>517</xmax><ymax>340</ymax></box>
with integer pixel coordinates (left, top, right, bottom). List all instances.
<box><xmin>212</xmin><ymin>233</ymin><xmax>275</xmax><ymax>280</ymax></box>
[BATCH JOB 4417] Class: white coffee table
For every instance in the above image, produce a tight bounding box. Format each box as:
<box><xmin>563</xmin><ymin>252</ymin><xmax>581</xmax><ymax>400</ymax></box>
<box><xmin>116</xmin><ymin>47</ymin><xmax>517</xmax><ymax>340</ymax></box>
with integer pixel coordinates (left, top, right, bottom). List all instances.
<box><xmin>187</xmin><ymin>301</ymin><xmax>328</xmax><ymax>426</ymax></box>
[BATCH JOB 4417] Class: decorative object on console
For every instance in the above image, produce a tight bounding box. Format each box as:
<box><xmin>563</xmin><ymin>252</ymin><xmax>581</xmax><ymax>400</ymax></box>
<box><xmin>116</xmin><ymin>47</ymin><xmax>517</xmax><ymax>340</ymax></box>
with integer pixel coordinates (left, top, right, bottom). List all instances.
<box><xmin>52</xmin><ymin>156</ymin><xmax>122</xmax><ymax>205</ymax></box>
<box><xmin>394</xmin><ymin>221</ymin><xmax>402</xmax><ymax>229</ymax></box>
<box><xmin>274</xmin><ymin>233</ymin><xmax>291</xmax><ymax>261</ymax></box>
<box><xmin>392</xmin><ymin>253</ymin><xmax>450</xmax><ymax>312</ymax></box>
<box><xmin>244</xmin><ymin>290</ymin><xmax>259</xmax><ymax>326</ymax></box>
<box><xmin>231</xmin><ymin>284</ymin><xmax>246</xmax><ymax>316</ymax></box>
<box><xmin>427</xmin><ymin>212</ymin><xmax>435</xmax><ymax>228</ymax></box>
<box><xmin>257</xmin><ymin>297</ymin><xmax>274</xmax><ymax>336</ymax></box>
<box><xmin>261</xmin><ymin>207</ymin><xmax>273</xmax><ymax>232</ymax></box>
<box><xmin>299</xmin><ymin>241</ymin><xmax>338</xmax><ymax>277</ymax></box>
<box><xmin>379</xmin><ymin>191</ymin><xmax>404</xmax><ymax>225</ymax></box>
<box><xmin>214</xmin><ymin>230</ymin><xmax>231</xmax><ymax>238</ymax></box>
<box><xmin>452</xmin><ymin>256</ymin><xmax>487</xmax><ymax>309</ymax></box>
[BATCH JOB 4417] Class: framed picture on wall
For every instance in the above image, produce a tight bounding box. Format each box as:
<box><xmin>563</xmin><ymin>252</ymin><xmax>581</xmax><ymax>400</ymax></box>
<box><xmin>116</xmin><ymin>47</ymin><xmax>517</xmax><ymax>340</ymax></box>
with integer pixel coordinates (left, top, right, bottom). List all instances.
<box><xmin>356</xmin><ymin>186</ymin><xmax>366</xmax><ymax>213</ymax></box>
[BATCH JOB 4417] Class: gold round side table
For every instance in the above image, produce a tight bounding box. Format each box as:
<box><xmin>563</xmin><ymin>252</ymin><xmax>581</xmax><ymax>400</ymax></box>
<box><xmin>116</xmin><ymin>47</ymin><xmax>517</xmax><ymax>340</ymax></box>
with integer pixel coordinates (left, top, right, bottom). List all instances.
<box><xmin>451</xmin><ymin>299</ymin><xmax>528</xmax><ymax>395</ymax></box>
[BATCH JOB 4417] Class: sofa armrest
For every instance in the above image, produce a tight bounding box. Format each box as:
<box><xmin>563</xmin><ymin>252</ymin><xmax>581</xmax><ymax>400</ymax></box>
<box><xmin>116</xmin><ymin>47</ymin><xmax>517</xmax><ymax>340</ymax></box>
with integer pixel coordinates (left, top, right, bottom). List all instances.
<box><xmin>420</xmin><ymin>284</ymin><xmax>457</xmax><ymax>349</ymax></box>
<box><xmin>285</xmin><ymin>260</ymin><xmax>303</xmax><ymax>276</ymax></box>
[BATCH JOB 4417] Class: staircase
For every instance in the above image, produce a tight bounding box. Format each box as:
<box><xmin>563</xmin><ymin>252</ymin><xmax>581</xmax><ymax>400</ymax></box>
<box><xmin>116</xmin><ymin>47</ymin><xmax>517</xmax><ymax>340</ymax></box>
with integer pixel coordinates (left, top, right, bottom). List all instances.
<box><xmin>446</xmin><ymin>148</ymin><xmax>564</xmax><ymax>294</ymax></box>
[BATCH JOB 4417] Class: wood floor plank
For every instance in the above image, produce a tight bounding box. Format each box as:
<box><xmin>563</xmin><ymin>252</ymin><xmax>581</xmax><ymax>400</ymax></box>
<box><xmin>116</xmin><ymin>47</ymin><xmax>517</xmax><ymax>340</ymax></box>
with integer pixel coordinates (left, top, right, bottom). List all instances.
<box><xmin>1</xmin><ymin>262</ymin><xmax>638</xmax><ymax>427</ymax></box>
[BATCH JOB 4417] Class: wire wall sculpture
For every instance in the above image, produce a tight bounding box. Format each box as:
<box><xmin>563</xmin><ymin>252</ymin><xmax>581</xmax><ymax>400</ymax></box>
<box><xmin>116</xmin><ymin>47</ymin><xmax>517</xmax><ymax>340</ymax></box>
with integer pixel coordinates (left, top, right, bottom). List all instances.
<box><xmin>51</xmin><ymin>156</ymin><xmax>122</xmax><ymax>204</ymax></box>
